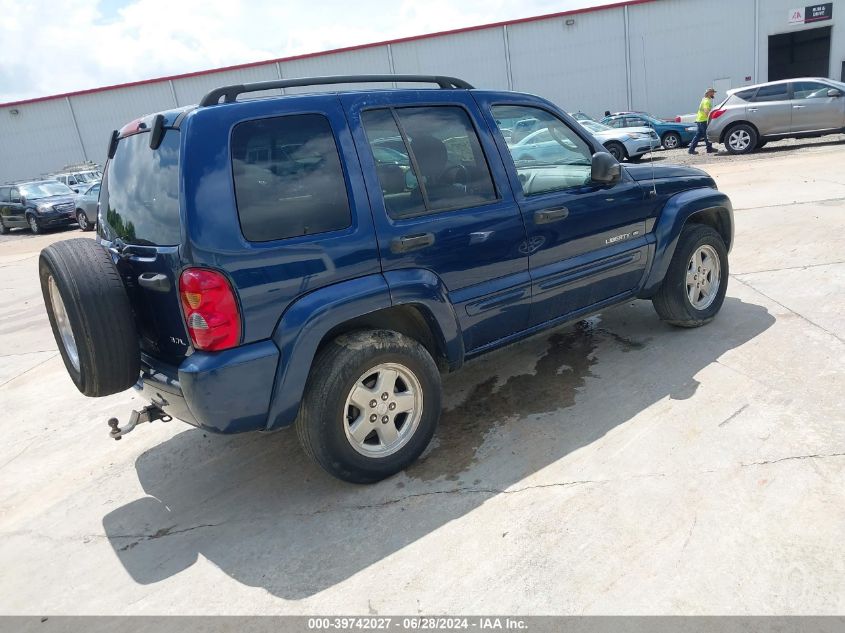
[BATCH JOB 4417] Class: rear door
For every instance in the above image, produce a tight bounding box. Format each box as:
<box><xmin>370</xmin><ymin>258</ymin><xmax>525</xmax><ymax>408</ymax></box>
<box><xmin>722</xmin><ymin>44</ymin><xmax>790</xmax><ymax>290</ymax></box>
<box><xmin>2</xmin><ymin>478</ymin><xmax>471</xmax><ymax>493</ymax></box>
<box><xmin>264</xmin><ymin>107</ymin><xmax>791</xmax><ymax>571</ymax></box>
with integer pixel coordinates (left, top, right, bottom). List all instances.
<box><xmin>476</xmin><ymin>95</ymin><xmax>651</xmax><ymax>327</ymax></box>
<box><xmin>789</xmin><ymin>80</ymin><xmax>845</xmax><ymax>132</ymax></box>
<box><xmin>747</xmin><ymin>83</ymin><xmax>792</xmax><ymax>135</ymax></box>
<box><xmin>342</xmin><ymin>91</ymin><xmax>531</xmax><ymax>352</ymax></box>
<box><xmin>8</xmin><ymin>187</ymin><xmax>26</xmax><ymax>226</ymax></box>
<box><xmin>97</xmin><ymin>128</ymin><xmax>191</xmax><ymax>364</ymax></box>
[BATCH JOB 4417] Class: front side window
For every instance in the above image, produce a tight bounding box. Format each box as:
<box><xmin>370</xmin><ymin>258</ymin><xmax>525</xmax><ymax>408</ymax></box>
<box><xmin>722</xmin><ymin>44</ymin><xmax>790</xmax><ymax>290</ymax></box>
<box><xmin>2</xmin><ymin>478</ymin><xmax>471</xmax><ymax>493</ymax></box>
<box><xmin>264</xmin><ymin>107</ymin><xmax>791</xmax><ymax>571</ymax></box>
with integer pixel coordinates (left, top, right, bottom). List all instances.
<box><xmin>232</xmin><ymin>114</ymin><xmax>352</xmax><ymax>242</ymax></box>
<box><xmin>493</xmin><ymin>105</ymin><xmax>593</xmax><ymax>196</ymax></box>
<box><xmin>751</xmin><ymin>84</ymin><xmax>789</xmax><ymax>102</ymax></box>
<box><xmin>791</xmin><ymin>81</ymin><xmax>831</xmax><ymax>99</ymax></box>
<box><xmin>362</xmin><ymin>106</ymin><xmax>497</xmax><ymax>219</ymax></box>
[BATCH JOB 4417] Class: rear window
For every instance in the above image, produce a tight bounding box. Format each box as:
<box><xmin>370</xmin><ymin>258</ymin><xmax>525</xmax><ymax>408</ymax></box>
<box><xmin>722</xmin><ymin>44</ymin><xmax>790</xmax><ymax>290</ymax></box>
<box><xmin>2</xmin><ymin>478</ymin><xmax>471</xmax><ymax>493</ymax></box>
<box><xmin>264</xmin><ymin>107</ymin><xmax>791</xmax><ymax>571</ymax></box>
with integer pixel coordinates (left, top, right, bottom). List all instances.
<box><xmin>98</xmin><ymin>130</ymin><xmax>181</xmax><ymax>246</ymax></box>
<box><xmin>231</xmin><ymin>114</ymin><xmax>352</xmax><ymax>242</ymax></box>
<box><xmin>750</xmin><ymin>84</ymin><xmax>789</xmax><ymax>102</ymax></box>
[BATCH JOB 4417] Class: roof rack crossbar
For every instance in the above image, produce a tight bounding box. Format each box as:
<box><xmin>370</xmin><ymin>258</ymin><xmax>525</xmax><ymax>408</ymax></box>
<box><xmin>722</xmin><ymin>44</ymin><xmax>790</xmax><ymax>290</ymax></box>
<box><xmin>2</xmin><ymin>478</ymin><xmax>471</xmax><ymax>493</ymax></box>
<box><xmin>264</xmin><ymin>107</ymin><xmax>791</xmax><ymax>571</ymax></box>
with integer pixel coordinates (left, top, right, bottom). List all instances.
<box><xmin>199</xmin><ymin>74</ymin><xmax>474</xmax><ymax>106</ymax></box>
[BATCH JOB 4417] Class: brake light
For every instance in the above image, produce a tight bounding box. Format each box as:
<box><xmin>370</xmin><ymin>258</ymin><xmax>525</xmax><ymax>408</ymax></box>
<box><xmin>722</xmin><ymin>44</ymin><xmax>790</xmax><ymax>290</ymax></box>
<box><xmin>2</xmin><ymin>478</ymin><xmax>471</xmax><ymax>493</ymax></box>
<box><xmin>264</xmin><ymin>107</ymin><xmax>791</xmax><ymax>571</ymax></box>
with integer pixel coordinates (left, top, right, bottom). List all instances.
<box><xmin>710</xmin><ymin>109</ymin><xmax>726</xmax><ymax>121</ymax></box>
<box><xmin>675</xmin><ymin>116</ymin><xmax>682</xmax><ymax>123</ymax></box>
<box><xmin>178</xmin><ymin>268</ymin><xmax>241</xmax><ymax>351</ymax></box>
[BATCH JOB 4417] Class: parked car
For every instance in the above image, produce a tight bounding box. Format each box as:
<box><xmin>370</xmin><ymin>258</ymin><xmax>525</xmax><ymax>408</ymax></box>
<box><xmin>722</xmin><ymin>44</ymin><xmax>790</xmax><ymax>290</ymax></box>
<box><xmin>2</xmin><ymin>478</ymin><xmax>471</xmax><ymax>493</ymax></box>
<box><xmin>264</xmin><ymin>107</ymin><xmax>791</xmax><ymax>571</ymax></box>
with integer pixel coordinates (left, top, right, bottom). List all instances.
<box><xmin>0</xmin><ymin>180</ymin><xmax>77</xmax><ymax>234</ymax></box>
<box><xmin>51</xmin><ymin>171</ymin><xmax>99</xmax><ymax>193</ymax></box>
<box><xmin>570</xmin><ymin>111</ymin><xmax>596</xmax><ymax>122</ymax></box>
<box><xmin>74</xmin><ymin>182</ymin><xmax>100</xmax><ymax>231</ymax></box>
<box><xmin>579</xmin><ymin>119</ymin><xmax>661</xmax><ymax>161</ymax></box>
<box><xmin>707</xmin><ymin>77</ymin><xmax>845</xmax><ymax>154</ymax></box>
<box><xmin>602</xmin><ymin>112</ymin><xmax>698</xmax><ymax>149</ymax></box>
<box><xmin>673</xmin><ymin>113</ymin><xmax>697</xmax><ymax>124</ymax></box>
<box><xmin>509</xmin><ymin>128</ymin><xmax>585</xmax><ymax>163</ymax></box>
<box><xmin>38</xmin><ymin>74</ymin><xmax>733</xmax><ymax>484</ymax></box>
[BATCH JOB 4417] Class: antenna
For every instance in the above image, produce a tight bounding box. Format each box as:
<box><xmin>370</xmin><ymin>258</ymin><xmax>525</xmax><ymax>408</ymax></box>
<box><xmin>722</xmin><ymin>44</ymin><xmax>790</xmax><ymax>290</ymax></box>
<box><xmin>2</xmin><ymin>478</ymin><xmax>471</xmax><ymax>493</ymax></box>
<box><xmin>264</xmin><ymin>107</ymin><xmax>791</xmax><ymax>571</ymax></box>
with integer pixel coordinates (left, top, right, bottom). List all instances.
<box><xmin>641</xmin><ymin>36</ymin><xmax>658</xmax><ymax>198</ymax></box>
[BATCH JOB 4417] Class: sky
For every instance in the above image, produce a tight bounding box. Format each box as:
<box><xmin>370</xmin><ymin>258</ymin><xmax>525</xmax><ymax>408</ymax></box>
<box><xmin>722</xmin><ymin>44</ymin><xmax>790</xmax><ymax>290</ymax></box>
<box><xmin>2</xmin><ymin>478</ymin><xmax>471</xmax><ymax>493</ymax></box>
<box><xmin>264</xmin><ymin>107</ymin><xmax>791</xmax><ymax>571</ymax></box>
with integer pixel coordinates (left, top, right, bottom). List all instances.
<box><xmin>0</xmin><ymin>0</ymin><xmax>617</xmax><ymax>104</ymax></box>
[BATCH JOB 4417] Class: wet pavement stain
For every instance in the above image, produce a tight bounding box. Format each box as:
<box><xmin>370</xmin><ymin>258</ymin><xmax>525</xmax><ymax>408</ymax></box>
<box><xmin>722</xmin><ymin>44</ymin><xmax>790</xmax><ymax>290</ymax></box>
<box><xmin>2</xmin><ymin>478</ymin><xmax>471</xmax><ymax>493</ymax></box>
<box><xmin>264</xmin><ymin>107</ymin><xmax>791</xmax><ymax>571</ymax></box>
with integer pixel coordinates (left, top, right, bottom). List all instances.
<box><xmin>407</xmin><ymin>320</ymin><xmax>646</xmax><ymax>482</ymax></box>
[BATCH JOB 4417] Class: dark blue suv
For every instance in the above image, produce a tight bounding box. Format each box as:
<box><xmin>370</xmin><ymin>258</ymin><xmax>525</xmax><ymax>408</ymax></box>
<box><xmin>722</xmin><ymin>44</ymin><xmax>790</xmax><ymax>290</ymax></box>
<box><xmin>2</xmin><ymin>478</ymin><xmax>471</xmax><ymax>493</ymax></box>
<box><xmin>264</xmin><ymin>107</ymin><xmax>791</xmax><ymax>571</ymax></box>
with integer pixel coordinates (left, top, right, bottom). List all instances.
<box><xmin>38</xmin><ymin>75</ymin><xmax>733</xmax><ymax>483</ymax></box>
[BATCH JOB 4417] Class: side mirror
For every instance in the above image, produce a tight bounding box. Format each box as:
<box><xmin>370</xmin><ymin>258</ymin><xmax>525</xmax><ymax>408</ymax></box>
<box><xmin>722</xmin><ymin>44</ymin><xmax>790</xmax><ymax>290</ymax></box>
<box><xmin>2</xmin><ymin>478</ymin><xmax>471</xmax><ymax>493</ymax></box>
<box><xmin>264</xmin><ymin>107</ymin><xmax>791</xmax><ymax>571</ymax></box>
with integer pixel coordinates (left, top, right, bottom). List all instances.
<box><xmin>827</xmin><ymin>89</ymin><xmax>842</xmax><ymax>97</ymax></box>
<box><xmin>591</xmin><ymin>151</ymin><xmax>621</xmax><ymax>185</ymax></box>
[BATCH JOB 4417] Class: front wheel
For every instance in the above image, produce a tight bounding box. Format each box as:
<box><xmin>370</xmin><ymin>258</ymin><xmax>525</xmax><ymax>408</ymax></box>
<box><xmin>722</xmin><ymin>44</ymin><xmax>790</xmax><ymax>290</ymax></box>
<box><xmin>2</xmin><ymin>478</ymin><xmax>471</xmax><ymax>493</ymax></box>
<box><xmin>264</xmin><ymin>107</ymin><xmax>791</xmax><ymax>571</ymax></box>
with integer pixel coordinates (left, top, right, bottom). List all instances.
<box><xmin>652</xmin><ymin>224</ymin><xmax>729</xmax><ymax>327</ymax></box>
<box><xmin>27</xmin><ymin>214</ymin><xmax>41</xmax><ymax>234</ymax></box>
<box><xmin>605</xmin><ymin>141</ymin><xmax>627</xmax><ymax>161</ymax></box>
<box><xmin>725</xmin><ymin>124</ymin><xmax>758</xmax><ymax>155</ymax></box>
<box><xmin>662</xmin><ymin>132</ymin><xmax>682</xmax><ymax>150</ymax></box>
<box><xmin>296</xmin><ymin>330</ymin><xmax>441</xmax><ymax>483</ymax></box>
<box><xmin>76</xmin><ymin>210</ymin><xmax>94</xmax><ymax>231</ymax></box>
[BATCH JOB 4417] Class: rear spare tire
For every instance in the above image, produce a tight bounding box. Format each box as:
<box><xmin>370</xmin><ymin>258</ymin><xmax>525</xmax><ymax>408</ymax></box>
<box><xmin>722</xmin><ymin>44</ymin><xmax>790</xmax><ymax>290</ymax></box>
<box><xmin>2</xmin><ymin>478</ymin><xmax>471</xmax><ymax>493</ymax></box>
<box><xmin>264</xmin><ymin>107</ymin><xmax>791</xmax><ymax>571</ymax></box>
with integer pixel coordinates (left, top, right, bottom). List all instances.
<box><xmin>39</xmin><ymin>238</ymin><xmax>139</xmax><ymax>396</ymax></box>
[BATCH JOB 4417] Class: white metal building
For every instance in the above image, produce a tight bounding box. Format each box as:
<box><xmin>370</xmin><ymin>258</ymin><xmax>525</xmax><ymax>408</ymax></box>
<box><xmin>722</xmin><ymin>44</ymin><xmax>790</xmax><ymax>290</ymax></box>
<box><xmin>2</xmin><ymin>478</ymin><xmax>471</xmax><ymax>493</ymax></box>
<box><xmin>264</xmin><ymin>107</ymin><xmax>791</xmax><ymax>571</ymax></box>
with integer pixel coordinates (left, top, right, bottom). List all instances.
<box><xmin>1</xmin><ymin>0</ymin><xmax>843</xmax><ymax>182</ymax></box>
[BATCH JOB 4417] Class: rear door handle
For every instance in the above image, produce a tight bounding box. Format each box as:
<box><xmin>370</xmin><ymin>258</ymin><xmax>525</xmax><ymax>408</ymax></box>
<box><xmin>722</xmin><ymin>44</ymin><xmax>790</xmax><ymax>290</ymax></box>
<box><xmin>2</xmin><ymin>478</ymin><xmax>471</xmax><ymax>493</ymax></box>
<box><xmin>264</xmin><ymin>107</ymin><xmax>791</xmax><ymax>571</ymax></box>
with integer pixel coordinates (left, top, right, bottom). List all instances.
<box><xmin>748</xmin><ymin>108</ymin><xmax>759</xmax><ymax>112</ymax></box>
<box><xmin>534</xmin><ymin>207</ymin><xmax>569</xmax><ymax>224</ymax></box>
<box><xmin>793</xmin><ymin>105</ymin><xmax>806</xmax><ymax>109</ymax></box>
<box><xmin>390</xmin><ymin>232</ymin><xmax>435</xmax><ymax>253</ymax></box>
<box><xmin>137</xmin><ymin>272</ymin><xmax>171</xmax><ymax>293</ymax></box>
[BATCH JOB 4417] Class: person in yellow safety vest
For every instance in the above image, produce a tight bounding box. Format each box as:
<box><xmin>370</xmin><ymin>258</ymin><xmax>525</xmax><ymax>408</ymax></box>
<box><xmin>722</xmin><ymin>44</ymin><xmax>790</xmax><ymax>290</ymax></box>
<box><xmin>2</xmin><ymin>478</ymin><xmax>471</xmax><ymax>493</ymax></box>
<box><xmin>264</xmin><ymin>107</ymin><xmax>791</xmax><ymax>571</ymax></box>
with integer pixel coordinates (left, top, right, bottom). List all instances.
<box><xmin>688</xmin><ymin>88</ymin><xmax>717</xmax><ymax>155</ymax></box>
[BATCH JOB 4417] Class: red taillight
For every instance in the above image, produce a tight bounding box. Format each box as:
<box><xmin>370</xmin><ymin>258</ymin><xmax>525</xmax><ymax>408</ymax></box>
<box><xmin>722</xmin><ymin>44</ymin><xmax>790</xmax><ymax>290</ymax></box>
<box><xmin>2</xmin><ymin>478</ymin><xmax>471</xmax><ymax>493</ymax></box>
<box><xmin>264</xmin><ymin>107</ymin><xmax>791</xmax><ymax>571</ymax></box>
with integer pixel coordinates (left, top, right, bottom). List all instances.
<box><xmin>710</xmin><ymin>109</ymin><xmax>726</xmax><ymax>121</ymax></box>
<box><xmin>178</xmin><ymin>268</ymin><xmax>241</xmax><ymax>351</ymax></box>
<box><xmin>674</xmin><ymin>116</ymin><xmax>682</xmax><ymax>123</ymax></box>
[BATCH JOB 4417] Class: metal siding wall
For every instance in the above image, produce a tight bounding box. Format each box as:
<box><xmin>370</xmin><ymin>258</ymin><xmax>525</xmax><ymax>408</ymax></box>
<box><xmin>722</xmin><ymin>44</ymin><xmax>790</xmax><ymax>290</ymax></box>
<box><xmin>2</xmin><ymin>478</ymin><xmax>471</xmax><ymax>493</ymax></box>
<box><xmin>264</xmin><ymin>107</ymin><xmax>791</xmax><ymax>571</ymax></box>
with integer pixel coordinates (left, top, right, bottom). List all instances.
<box><xmin>279</xmin><ymin>46</ymin><xmax>393</xmax><ymax>93</ymax></box>
<box><xmin>172</xmin><ymin>63</ymin><xmax>281</xmax><ymax>105</ymax></box>
<box><xmin>71</xmin><ymin>82</ymin><xmax>175</xmax><ymax>165</ymax></box>
<box><xmin>627</xmin><ymin>0</ymin><xmax>756</xmax><ymax>118</ymax></box>
<box><xmin>757</xmin><ymin>0</ymin><xmax>843</xmax><ymax>81</ymax></box>
<box><xmin>390</xmin><ymin>29</ymin><xmax>509</xmax><ymax>89</ymax></box>
<box><xmin>0</xmin><ymin>100</ymin><xmax>83</xmax><ymax>182</ymax></box>
<box><xmin>506</xmin><ymin>9</ymin><xmax>629</xmax><ymax>118</ymax></box>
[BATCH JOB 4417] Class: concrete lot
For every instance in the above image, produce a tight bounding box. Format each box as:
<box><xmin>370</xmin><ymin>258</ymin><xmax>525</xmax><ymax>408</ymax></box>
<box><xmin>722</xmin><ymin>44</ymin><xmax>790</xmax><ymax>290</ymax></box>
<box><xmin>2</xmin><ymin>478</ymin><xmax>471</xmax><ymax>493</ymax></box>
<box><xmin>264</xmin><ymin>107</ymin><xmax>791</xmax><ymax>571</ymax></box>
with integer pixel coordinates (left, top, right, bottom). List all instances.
<box><xmin>1</xmin><ymin>144</ymin><xmax>843</xmax><ymax>615</ymax></box>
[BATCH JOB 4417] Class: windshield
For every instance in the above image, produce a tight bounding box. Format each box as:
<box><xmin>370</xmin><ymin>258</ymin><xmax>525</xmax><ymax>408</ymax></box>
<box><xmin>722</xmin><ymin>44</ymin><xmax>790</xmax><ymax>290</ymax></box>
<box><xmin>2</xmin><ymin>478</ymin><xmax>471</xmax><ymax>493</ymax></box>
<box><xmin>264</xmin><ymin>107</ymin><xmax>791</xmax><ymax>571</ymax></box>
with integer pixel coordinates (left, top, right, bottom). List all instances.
<box><xmin>98</xmin><ymin>130</ymin><xmax>181</xmax><ymax>246</ymax></box>
<box><xmin>582</xmin><ymin>121</ymin><xmax>612</xmax><ymax>133</ymax></box>
<box><xmin>20</xmin><ymin>181</ymin><xmax>73</xmax><ymax>199</ymax></box>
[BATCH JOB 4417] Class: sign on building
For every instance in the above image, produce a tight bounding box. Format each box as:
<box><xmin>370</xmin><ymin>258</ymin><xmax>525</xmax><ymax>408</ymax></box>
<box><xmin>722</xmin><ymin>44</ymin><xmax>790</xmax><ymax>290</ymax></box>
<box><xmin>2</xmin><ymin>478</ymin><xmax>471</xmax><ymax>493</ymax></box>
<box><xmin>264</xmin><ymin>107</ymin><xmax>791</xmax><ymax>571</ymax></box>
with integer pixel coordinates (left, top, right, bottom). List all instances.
<box><xmin>789</xmin><ymin>3</ymin><xmax>833</xmax><ymax>24</ymax></box>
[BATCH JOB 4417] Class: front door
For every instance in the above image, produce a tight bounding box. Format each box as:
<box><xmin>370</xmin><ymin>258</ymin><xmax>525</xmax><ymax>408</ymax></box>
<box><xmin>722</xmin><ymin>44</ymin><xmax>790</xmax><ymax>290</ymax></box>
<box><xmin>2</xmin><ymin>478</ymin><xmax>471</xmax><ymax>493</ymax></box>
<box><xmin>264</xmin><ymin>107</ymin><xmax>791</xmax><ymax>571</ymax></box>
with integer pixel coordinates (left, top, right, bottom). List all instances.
<box><xmin>342</xmin><ymin>91</ymin><xmax>530</xmax><ymax>353</ymax></box>
<box><xmin>789</xmin><ymin>80</ymin><xmax>845</xmax><ymax>132</ymax></box>
<box><xmin>477</xmin><ymin>96</ymin><xmax>652</xmax><ymax>327</ymax></box>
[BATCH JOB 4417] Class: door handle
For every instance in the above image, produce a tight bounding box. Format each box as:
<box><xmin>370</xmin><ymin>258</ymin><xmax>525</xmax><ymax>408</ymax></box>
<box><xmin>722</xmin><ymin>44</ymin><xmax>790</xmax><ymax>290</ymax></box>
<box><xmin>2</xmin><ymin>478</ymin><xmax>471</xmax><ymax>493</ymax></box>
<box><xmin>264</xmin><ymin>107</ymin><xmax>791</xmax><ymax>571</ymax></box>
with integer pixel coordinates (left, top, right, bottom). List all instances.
<box><xmin>137</xmin><ymin>272</ymin><xmax>171</xmax><ymax>293</ymax></box>
<box><xmin>534</xmin><ymin>207</ymin><xmax>569</xmax><ymax>224</ymax></box>
<box><xmin>748</xmin><ymin>108</ymin><xmax>759</xmax><ymax>112</ymax></box>
<box><xmin>793</xmin><ymin>105</ymin><xmax>806</xmax><ymax>109</ymax></box>
<box><xmin>390</xmin><ymin>232</ymin><xmax>435</xmax><ymax>253</ymax></box>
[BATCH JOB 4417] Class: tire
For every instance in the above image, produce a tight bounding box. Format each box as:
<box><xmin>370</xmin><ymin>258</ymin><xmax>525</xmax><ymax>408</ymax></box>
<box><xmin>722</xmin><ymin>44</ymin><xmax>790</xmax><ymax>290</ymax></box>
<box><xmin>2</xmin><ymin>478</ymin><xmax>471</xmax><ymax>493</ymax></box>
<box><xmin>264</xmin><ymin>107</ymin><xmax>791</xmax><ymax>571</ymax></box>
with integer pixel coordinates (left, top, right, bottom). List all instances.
<box><xmin>0</xmin><ymin>220</ymin><xmax>8</xmax><ymax>235</ymax></box>
<box><xmin>652</xmin><ymin>224</ymin><xmax>729</xmax><ymax>328</ymax></box>
<box><xmin>27</xmin><ymin>214</ymin><xmax>41</xmax><ymax>234</ymax></box>
<box><xmin>76</xmin><ymin>210</ymin><xmax>94</xmax><ymax>232</ymax></box>
<box><xmin>662</xmin><ymin>132</ymin><xmax>682</xmax><ymax>150</ymax></box>
<box><xmin>39</xmin><ymin>238</ymin><xmax>140</xmax><ymax>396</ymax></box>
<box><xmin>724</xmin><ymin>123</ymin><xmax>758</xmax><ymax>155</ymax></box>
<box><xmin>605</xmin><ymin>141</ymin><xmax>627</xmax><ymax>161</ymax></box>
<box><xmin>296</xmin><ymin>329</ymin><xmax>441</xmax><ymax>483</ymax></box>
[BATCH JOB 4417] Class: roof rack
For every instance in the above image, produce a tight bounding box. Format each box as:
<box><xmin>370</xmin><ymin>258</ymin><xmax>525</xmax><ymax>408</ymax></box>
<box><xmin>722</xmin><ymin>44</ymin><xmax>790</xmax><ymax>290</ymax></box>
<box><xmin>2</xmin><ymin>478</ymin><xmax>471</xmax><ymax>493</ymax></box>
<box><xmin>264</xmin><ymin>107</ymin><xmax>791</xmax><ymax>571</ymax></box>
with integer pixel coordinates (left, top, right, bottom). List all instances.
<box><xmin>199</xmin><ymin>74</ymin><xmax>474</xmax><ymax>107</ymax></box>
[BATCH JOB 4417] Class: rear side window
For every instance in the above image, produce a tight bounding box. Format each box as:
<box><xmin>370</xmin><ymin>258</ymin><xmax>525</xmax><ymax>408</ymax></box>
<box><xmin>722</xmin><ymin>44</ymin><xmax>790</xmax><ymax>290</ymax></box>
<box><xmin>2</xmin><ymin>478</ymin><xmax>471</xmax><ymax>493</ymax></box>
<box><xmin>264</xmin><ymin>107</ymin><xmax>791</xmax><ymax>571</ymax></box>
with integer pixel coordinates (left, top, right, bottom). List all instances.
<box><xmin>0</xmin><ymin>187</ymin><xmax>9</xmax><ymax>203</ymax></box>
<box><xmin>99</xmin><ymin>130</ymin><xmax>181</xmax><ymax>245</ymax></box>
<box><xmin>231</xmin><ymin>114</ymin><xmax>352</xmax><ymax>242</ymax></box>
<box><xmin>750</xmin><ymin>84</ymin><xmax>789</xmax><ymax>102</ymax></box>
<box><xmin>733</xmin><ymin>88</ymin><xmax>756</xmax><ymax>101</ymax></box>
<box><xmin>362</xmin><ymin>106</ymin><xmax>497</xmax><ymax>219</ymax></box>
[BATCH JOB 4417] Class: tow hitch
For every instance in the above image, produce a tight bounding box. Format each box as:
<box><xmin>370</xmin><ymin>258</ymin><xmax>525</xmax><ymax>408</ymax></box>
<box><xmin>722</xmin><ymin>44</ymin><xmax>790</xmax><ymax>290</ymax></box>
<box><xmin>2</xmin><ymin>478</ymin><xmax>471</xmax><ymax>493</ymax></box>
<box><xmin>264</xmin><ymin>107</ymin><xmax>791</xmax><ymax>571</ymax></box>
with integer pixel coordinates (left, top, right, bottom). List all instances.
<box><xmin>108</xmin><ymin>405</ymin><xmax>172</xmax><ymax>440</ymax></box>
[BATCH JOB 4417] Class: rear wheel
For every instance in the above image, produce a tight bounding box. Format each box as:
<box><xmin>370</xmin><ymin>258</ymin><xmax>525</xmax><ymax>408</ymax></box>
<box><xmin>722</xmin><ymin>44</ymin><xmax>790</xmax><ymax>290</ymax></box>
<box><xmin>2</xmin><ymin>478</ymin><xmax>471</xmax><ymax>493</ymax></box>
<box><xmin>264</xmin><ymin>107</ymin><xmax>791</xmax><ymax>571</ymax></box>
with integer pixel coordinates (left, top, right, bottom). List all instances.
<box><xmin>0</xmin><ymin>219</ymin><xmax>8</xmax><ymax>235</ymax></box>
<box><xmin>296</xmin><ymin>330</ymin><xmax>441</xmax><ymax>483</ymax></box>
<box><xmin>605</xmin><ymin>141</ymin><xmax>627</xmax><ymax>161</ymax></box>
<box><xmin>39</xmin><ymin>238</ymin><xmax>140</xmax><ymax>396</ymax></box>
<box><xmin>724</xmin><ymin>124</ymin><xmax>758</xmax><ymax>155</ymax></box>
<box><xmin>662</xmin><ymin>132</ymin><xmax>682</xmax><ymax>150</ymax></box>
<box><xmin>27</xmin><ymin>214</ymin><xmax>41</xmax><ymax>234</ymax></box>
<box><xmin>652</xmin><ymin>225</ymin><xmax>728</xmax><ymax>327</ymax></box>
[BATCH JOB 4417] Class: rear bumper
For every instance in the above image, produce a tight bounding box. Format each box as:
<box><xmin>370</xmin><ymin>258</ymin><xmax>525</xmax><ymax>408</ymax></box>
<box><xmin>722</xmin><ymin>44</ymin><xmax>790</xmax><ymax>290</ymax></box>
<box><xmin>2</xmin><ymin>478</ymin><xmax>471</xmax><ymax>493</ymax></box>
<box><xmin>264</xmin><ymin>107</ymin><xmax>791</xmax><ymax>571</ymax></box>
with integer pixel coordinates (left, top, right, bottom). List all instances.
<box><xmin>135</xmin><ymin>340</ymin><xmax>280</xmax><ymax>434</ymax></box>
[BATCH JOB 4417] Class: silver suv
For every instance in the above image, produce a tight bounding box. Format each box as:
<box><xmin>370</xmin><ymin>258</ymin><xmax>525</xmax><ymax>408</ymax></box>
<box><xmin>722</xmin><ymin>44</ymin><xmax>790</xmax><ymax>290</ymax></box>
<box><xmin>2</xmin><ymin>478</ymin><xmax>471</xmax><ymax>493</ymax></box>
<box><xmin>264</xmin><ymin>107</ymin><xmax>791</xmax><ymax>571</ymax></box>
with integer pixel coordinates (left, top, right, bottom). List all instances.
<box><xmin>707</xmin><ymin>77</ymin><xmax>845</xmax><ymax>154</ymax></box>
